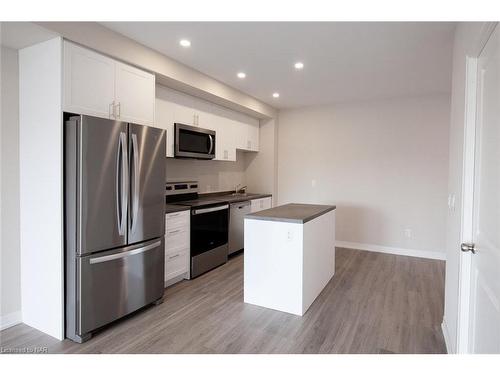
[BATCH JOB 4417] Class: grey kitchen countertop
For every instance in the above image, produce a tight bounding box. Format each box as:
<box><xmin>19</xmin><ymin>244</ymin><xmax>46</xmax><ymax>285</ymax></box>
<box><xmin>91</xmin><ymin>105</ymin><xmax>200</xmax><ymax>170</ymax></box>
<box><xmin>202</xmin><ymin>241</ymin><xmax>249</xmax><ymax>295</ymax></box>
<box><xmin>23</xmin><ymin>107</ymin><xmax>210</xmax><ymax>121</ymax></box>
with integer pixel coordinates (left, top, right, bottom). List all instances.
<box><xmin>245</xmin><ymin>203</ymin><xmax>336</xmax><ymax>224</ymax></box>
<box><xmin>165</xmin><ymin>193</ymin><xmax>272</xmax><ymax>213</ymax></box>
<box><xmin>209</xmin><ymin>193</ymin><xmax>272</xmax><ymax>204</ymax></box>
<box><xmin>165</xmin><ymin>204</ymin><xmax>191</xmax><ymax>214</ymax></box>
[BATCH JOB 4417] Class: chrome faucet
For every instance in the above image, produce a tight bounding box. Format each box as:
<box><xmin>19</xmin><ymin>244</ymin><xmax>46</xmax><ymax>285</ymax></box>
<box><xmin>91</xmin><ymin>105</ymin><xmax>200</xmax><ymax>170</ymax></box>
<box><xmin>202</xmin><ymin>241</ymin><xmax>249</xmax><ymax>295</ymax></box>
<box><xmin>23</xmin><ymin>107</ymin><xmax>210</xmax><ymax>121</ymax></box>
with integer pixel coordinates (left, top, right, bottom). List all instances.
<box><xmin>234</xmin><ymin>184</ymin><xmax>247</xmax><ymax>194</ymax></box>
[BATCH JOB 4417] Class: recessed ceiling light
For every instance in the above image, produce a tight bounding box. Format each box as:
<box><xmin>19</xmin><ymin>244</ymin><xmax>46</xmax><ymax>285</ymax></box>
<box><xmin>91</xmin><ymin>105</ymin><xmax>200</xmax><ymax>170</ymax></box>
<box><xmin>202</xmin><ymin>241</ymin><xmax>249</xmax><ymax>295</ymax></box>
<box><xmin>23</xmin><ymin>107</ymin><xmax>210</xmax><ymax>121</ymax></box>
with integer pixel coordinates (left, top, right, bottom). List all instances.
<box><xmin>237</xmin><ymin>72</ymin><xmax>246</xmax><ymax>79</ymax></box>
<box><xmin>179</xmin><ymin>39</ymin><xmax>191</xmax><ymax>47</ymax></box>
<box><xmin>294</xmin><ymin>62</ymin><xmax>304</xmax><ymax>70</ymax></box>
<box><xmin>272</xmin><ymin>92</ymin><xmax>280</xmax><ymax>98</ymax></box>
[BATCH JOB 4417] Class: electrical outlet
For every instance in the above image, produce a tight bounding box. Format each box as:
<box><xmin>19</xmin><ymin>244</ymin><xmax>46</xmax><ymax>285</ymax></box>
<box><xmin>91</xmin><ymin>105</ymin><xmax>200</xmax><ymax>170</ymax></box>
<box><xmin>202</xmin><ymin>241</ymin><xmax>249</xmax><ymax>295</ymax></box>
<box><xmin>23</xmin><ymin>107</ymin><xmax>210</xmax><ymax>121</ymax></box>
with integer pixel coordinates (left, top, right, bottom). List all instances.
<box><xmin>287</xmin><ymin>231</ymin><xmax>293</xmax><ymax>241</ymax></box>
<box><xmin>404</xmin><ymin>228</ymin><xmax>413</xmax><ymax>239</ymax></box>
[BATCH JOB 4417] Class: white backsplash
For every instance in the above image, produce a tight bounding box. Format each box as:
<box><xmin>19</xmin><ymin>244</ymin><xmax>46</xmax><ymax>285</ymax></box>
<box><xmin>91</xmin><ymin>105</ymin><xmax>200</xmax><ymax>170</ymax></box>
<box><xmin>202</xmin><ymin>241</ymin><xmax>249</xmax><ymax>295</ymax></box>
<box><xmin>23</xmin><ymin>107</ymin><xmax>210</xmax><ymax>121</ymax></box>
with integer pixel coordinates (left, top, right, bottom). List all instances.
<box><xmin>166</xmin><ymin>152</ymin><xmax>246</xmax><ymax>193</ymax></box>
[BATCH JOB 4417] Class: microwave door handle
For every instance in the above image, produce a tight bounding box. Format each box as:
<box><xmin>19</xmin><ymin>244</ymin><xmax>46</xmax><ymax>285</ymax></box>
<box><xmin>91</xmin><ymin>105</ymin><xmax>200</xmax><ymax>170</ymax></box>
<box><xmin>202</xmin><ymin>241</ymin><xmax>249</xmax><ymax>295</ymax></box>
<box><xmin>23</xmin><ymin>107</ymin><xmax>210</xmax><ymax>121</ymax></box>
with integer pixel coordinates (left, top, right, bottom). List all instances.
<box><xmin>208</xmin><ymin>134</ymin><xmax>214</xmax><ymax>155</ymax></box>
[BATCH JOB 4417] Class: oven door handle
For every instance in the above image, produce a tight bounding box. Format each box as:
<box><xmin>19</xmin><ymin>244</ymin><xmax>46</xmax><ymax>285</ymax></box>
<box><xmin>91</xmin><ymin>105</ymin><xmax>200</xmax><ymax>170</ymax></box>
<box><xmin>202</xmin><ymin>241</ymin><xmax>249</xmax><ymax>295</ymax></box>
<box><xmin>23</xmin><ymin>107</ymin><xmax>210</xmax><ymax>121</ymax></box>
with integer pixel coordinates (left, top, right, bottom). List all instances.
<box><xmin>192</xmin><ymin>204</ymin><xmax>229</xmax><ymax>215</ymax></box>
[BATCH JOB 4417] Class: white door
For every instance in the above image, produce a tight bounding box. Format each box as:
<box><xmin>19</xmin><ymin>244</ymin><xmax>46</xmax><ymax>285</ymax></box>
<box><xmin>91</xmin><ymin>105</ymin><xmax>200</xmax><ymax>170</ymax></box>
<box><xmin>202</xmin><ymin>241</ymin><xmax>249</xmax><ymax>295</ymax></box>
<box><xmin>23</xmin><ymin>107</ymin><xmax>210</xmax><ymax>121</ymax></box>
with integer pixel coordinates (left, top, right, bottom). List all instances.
<box><xmin>115</xmin><ymin>61</ymin><xmax>155</xmax><ymax>126</ymax></box>
<box><xmin>466</xmin><ymin>25</ymin><xmax>500</xmax><ymax>353</ymax></box>
<box><xmin>63</xmin><ymin>41</ymin><xmax>115</xmax><ymax>119</ymax></box>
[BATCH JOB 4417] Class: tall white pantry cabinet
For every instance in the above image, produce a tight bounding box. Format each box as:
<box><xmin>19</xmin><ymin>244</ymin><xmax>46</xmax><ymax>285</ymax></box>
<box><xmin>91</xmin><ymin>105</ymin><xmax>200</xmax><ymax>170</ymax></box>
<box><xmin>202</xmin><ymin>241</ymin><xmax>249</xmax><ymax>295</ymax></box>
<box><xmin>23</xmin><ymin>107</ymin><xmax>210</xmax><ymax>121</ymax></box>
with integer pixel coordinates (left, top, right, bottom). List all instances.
<box><xmin>19</xmin><ymin>38</ymin><xmax>156</xmax><ymax>340</ymax></box>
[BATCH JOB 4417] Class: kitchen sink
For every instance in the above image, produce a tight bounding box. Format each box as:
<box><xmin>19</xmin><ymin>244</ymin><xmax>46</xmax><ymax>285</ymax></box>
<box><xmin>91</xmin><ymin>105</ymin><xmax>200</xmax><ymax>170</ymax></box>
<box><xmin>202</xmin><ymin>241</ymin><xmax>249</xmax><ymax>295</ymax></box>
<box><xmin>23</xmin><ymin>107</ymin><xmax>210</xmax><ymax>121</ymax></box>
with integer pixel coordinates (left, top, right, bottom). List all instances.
<box><xmin>230</xmin><ymin>192</ymin><xmax>249</xmax><ymax>197</ymax></box>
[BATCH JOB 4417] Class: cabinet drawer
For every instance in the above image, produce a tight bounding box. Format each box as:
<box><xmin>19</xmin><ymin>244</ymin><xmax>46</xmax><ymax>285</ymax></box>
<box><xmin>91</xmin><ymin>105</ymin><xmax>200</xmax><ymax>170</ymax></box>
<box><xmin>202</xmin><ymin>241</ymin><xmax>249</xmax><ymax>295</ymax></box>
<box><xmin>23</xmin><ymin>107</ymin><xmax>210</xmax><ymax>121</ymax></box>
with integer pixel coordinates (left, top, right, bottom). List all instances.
<box><xmin>165</xmin><ymin>228</ymin><xmax>189</xmax><ymax>252</ymax></box>
<box><xmin>166</xmin><ymin>210</ymin><xmax>190</xmax><ymax>229</ymax></box>
<box><xmin>165</xmin><ymin>249</ymin><xmax>189</xmax><ymax>281</ymax></box>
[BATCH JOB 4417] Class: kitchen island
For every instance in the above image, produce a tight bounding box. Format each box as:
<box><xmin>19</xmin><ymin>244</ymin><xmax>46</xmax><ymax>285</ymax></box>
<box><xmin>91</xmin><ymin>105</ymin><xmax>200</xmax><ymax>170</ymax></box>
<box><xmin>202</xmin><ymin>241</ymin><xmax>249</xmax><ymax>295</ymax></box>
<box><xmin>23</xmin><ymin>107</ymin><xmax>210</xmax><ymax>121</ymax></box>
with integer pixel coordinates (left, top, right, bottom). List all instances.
<box><xmin>244</xmin><ymin>203</ymin><xmax>336</xmax><ymax>316</ymax></box>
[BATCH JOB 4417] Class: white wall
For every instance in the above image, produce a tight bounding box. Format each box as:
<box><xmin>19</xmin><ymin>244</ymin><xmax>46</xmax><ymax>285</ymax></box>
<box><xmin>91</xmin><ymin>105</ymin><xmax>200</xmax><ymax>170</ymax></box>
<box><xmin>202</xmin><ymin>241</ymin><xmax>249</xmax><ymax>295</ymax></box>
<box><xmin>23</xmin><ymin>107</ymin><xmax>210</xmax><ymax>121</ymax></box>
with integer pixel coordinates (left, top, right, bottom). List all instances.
<box><xmin>442</xmin><ymin>22</ymin><xmax>487</xmax><ymax>354</ymax></box>
<box><xmin>0</xmin><ymin>46</ymin><xmax>22</xmax><ymax>329</ymax></box>
<box><xmin>166</xmin><ymin>156</ymin><xmax>247</xmax><ymax>194</ymax></box>
<box><xmin>277</xmin><ymin>94</ymin><xmax>450</xmax><ymax>258</ymax></box>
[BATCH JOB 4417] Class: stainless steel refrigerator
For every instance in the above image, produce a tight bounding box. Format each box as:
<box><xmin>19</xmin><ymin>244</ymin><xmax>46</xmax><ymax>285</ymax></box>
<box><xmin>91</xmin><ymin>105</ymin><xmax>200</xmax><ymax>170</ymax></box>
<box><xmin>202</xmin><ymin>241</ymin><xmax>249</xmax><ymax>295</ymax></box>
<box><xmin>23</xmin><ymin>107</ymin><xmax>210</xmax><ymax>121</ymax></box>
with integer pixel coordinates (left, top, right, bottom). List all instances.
<box><xmin>64</xmin><ymin>115</ymin><xmax>166</xmax><ymax>343</ymax></box>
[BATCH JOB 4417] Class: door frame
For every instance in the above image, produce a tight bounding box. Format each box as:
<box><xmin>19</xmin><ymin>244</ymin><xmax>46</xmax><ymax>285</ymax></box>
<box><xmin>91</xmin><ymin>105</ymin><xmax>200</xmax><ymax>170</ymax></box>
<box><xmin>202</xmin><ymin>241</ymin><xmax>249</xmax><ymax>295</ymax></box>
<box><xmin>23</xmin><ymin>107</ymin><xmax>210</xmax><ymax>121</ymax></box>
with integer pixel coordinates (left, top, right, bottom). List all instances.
<box><xmin>456</xmin><ymin>21</ymin><xmax>498</xmax><ymax>354</ymax></box>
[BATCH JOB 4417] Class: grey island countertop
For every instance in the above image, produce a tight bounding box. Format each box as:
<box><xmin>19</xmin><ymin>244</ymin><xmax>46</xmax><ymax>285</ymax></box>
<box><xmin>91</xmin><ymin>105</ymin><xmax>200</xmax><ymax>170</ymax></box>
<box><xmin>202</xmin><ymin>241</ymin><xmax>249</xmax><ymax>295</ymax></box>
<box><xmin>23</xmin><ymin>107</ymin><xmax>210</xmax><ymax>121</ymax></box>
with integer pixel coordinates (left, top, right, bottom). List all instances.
<box><xmin>245</xmin><ymin>203</ymin><xmax>336</xmax><ymax>224</ymax></box>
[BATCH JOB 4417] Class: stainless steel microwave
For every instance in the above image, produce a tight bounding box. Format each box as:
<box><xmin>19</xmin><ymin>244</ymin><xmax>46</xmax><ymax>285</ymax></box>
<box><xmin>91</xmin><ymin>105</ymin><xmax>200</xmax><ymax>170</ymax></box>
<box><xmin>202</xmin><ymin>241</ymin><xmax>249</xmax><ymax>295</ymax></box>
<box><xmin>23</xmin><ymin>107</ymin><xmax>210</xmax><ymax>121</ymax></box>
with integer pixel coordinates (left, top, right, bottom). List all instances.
<box><xmin>174</xmin><ymin>123</ymin><xmax>216</xmax><ymax>159</ymax></box>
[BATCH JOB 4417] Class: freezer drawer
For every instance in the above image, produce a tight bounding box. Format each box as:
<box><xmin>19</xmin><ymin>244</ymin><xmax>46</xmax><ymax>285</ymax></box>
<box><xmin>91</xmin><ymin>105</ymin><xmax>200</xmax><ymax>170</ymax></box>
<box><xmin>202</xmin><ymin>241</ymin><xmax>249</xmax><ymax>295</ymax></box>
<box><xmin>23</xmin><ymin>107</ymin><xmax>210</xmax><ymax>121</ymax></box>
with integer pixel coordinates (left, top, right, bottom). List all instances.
<box><xmin>77</xmin><ymin>238</ymin><xmax>164</xmax><ymax>336</ymax></box>
<box><xmin>228</xmin><ymin>201</ymin><xmax>252</xmax><ymax>255</ymax></box>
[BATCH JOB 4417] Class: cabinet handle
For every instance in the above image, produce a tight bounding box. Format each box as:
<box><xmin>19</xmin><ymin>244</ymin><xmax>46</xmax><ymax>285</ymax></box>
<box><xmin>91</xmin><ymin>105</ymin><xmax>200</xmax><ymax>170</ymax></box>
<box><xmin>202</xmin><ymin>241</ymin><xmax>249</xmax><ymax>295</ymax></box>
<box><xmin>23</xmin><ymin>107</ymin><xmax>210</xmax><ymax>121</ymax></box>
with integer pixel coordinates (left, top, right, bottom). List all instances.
<box><xmin>109</xmin><ymin>101</ymin><xmax>115</xmax><ymax>119</ymax></box>
<box><xmin>116</xmin><ymin>102</ymin><xmax>121</xmax><ymax>118</ymax></box>
<box><xmin>168</xmin><ymin>229</ymin><xmax>181</xmax><ymax>235</ymax></box>
<box><xmin>168</xmin><ymin>254</ymin><xmax>180</xmax><ymax>260</ymax></box>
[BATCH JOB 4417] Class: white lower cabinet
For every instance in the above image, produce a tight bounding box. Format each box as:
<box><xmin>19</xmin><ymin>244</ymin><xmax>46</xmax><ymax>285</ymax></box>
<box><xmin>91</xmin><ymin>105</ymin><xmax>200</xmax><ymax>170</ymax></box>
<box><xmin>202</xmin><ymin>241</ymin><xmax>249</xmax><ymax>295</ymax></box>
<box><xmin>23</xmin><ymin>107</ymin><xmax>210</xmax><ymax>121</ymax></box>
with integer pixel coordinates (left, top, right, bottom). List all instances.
<box><xmin>250</xmin><ymin>197</ymin><xmax>272</xmax><ymax>213</ymax></box>
<box><xmin>165</xmin><ymin>210</ymin><xmax>190</xmax><ymax>286</ymax></box>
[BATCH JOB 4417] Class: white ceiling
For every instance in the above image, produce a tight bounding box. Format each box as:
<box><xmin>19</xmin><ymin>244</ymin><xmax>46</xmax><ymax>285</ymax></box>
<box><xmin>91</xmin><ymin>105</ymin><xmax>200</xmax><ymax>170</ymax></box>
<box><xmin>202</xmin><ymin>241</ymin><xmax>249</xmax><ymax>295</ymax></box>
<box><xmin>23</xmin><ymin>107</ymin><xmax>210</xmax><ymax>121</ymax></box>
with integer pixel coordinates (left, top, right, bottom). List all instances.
<box><xmin>106</xmin><ymin>22</ymin><xmax>454</xmax><ymax>109</ymax></box>
<box><xmin>0</xmin><ymin>22</ymin><xmax>58</xmax><ymax>50</ymax></box>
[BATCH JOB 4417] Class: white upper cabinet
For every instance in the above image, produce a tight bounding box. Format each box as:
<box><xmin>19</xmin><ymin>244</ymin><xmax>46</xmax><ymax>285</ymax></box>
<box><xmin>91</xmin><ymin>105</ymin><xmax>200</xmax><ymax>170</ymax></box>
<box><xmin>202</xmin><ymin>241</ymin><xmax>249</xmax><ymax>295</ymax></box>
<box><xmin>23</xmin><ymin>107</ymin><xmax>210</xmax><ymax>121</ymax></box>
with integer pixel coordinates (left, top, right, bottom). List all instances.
<box><xmin>115</xmin><ymin>62</ymin><xmax>155</xmax><ymax>126</ymax></box>
<box><xmin>63</xmin><ymin>41</ymin><xmax>155</xmax><ymax>126</ymax></box>
<box><xmin>234</xmin><ymin>117</ymin><xmax>259</xmax><ymax>152</ymax></box>
<box><xmin>214</xmin><ymin>118</ymin><xmax>236</xmax><ymax>162</ymax></box>
<box><xmin>155</xmin><ymin>87</ymin><xmax>176</xmax><ymax>157</ymax></box>
<box><xmin>246</xmin><ymin>121</ymin><xmax>260</xmax><ymax>152</ymax></box>
<box><xmin>63</xmin><ymin>42</ymin><xmax>115</xmax><ymax>119</ymax></box>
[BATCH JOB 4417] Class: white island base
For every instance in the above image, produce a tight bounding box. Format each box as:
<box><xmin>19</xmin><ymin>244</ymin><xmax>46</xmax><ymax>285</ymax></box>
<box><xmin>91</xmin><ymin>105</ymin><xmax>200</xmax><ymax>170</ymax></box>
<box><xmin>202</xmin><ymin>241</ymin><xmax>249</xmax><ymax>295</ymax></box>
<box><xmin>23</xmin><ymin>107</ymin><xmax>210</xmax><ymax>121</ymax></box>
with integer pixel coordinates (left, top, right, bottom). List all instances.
<box><xmin>244</xmin><ymin>204</ymin><xmax>336</xmax><ymax>316</ymax></box>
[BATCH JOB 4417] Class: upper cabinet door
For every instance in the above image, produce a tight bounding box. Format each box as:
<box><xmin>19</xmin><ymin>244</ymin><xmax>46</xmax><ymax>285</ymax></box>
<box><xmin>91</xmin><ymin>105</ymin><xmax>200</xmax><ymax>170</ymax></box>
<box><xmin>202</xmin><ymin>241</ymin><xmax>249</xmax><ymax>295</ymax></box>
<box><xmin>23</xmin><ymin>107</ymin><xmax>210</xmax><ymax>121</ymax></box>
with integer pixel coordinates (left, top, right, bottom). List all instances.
<box><xmin>63</xmin><ymin>42</ymin><xmax>115</xmax><ymax>119</ymax></box>
<box><xmin>115</xmin><ymin>62</ymin><xmax>155</xmax><ymax>126</ymax></box>
<box><xmin>155</xmin><ymin>97</ymin><xmax>175</xmax><ymax>157</ymax></box>
<box><xmin>247</xmin><ymin>121</ymin><xmax>260</xmax><ymax>151</ymax></box>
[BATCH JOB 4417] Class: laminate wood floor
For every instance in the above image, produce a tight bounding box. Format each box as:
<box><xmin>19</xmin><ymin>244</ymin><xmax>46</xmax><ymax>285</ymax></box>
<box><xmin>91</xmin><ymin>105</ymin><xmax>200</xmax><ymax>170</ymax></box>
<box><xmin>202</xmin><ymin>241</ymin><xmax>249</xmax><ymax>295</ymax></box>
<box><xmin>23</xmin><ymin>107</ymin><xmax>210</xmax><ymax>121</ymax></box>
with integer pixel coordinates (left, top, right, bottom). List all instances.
<box><xmin>0</xmin><ymin>248</ymin><xmax>446</xmax><ymax>354</ymax></box>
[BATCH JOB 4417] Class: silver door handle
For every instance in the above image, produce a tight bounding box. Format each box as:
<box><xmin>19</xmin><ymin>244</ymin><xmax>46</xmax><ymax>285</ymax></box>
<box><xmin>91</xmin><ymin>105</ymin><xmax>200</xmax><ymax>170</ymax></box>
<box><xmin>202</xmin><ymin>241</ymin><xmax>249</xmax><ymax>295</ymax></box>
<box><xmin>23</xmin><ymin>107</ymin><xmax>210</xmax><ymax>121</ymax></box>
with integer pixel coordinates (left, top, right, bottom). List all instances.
<box><xmin>461</xmin><ymin>243</ymin><xmax>476</xmax><ymax>254</ymax></box>
<box><xmin>208</xmin><ymin>134</ymin><xmax>214</xmax><ymax>155</ymax></box>
<box><xmin>167</xmin><ymin>229</ymin><xmax>181</xmax><ymax>235</ymax></box>
<box><xmin>168</xmin><ymin>254</ymin><xmax>180</xmax><ymax>260</ymax></box>
<box><xmin>130</xmin><ymin>133</ymin><xmax>139</xmax><ymax>233</ymax></box>
<box><xmin>89</xmin><ymin>240</ymin><xmax>161</xmax><ymax>264</ymax></box>
<box><xmin>116</xmin><ymin>132</ymin><xmax>128</xmax><ymax>236</ymax></box>
<box><xmin>192</xmin><ymin>204</ymin><xmax>229</xmax><ymax>215</ymax></box>
<box><xmin>109</xmin><ymin>101</ymin><xmax>115</xmax><ymax>119</ymax></box>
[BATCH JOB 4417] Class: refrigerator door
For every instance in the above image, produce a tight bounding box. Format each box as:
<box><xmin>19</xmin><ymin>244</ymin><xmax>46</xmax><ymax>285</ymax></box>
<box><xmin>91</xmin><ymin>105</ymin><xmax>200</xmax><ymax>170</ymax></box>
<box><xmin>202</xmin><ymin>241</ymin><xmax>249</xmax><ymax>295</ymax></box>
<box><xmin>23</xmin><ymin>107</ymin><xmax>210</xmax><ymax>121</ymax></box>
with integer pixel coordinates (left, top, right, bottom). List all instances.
<box><xmin>77</xmin><ymin>115</ymin><xmax>129</xmax><ymax>255</ymax></box>
<box><xmin>128</xmin><ymin>123</ymin><xmax>166</xmax><ymax>244</ymax></box>
<box><xmin>77</xmin><ymin>237</ymin><xmax>164</xmax><ymax>335</ymax></box>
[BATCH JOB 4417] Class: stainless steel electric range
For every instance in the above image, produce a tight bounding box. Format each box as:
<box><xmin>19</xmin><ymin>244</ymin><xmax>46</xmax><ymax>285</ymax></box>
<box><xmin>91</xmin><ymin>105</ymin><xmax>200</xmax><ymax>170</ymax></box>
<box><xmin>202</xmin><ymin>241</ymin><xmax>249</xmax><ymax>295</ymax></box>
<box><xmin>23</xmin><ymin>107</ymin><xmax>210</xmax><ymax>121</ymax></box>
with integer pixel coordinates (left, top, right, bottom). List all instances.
<box><xmin>165</xmin><ymin>181</ymin><xmax>229</xmax><ymax>278</ymax></box>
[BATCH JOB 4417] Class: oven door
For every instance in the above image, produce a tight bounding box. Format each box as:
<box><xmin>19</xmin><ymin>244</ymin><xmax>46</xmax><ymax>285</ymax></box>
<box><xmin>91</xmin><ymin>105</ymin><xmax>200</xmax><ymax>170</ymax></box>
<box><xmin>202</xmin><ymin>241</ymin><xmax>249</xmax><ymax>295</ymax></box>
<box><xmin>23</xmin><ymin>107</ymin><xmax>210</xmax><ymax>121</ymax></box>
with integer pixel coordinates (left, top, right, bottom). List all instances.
<box><xmin>175</xmin><ymin>123</ymin><xmax>215</xmax><ymax>159</ymax></box>
<box><xmin>191</xmin><ymin>204</ymin><xmax>229</xmax><ymax>256</ymax></box>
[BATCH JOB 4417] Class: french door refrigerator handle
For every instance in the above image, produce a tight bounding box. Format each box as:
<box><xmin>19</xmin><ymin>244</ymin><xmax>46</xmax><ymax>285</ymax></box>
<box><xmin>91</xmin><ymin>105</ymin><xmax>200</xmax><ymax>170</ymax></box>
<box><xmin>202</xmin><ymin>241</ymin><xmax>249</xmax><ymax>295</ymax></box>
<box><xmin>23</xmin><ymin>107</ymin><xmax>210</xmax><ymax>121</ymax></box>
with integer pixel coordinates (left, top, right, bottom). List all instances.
<box><xmin>89</xmin><ymin>240</ymin><xmax>161</xmax><ymax>264</ymax></box>
<box><xmin>130</xmin><ymin>133</ymin><xmax>140</xmax><ymax>233</ymax></box>
<box><xmin>118</xmin><ymin>131</ymin><xmax>128</xmax><ymax>236</ymax></box>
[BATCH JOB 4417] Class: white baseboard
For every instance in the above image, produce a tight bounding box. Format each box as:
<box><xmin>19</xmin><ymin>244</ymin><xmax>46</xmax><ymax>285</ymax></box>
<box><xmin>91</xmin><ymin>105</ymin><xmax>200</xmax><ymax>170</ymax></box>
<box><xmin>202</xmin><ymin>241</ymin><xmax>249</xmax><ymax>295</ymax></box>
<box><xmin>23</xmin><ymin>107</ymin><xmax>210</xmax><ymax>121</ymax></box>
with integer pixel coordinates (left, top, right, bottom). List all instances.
<box><xmin>336</xmin><ymin>240</ymin><xmax>446</xmax><ymax>261</ymax></box>
<box><xmin>441</xmin><ymin>318</ymin><xmax>453</xmax><ymax>354</ymax></box>
<box><xmin>0</xmin><ymin>311</ymin><xmax>22</xmax><ymax>331</ymax></box>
